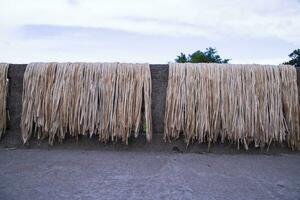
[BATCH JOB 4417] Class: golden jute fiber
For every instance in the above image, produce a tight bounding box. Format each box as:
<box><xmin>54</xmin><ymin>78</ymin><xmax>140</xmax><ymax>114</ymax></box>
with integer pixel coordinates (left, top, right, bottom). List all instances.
<box><xmin>0</xmin><ymin>63</ymin><xmax>9</xmax><ymax>139</ymax></box>
<box><xmin>164</xmin><ymin>63</ymin><xmax>300</xmax><ymax>150</ymax></box>
<box><xmin>21</xmin><ymin>62</ymin><xmax>152</xmax><ymax>145</ymax></box>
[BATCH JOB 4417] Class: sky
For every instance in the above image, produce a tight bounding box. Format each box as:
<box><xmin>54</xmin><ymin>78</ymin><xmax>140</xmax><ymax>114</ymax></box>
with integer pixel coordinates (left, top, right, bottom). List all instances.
<box><xmin>0</xmin><ymin>0</ymin><xmax>300</xmax><ymax>64</ymax></box>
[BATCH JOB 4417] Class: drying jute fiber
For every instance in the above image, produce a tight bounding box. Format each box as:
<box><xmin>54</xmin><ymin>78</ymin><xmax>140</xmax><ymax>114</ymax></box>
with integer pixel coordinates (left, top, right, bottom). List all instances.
<box><xmin>0</xmin><ymin>63</ymin><xmax>9</xmax><ymax>140</ymax></box>
<box><xmin>21</xmin><ymin>62</ymin><xmax>152</xmax><ymax>145</ymax></box>
<box><xmin>164</xmin><ymin>63</ymin><xmax>300</xmax><ymax>150</ymax></box>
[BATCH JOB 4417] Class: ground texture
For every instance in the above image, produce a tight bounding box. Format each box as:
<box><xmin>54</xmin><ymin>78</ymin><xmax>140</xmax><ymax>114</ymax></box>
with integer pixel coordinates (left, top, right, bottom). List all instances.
<box><xmin>0</xmin><ymin>149</ymin><xmax>299</xmax><ymax>200</ymax></box>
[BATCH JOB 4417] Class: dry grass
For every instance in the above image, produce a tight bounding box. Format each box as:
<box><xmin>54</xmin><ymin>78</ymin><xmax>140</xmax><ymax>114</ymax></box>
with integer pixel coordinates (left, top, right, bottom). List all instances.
<box><xmin>21</xmin><ymin>62</ymin><xmax>152</xmax><ymax>145</ymax></box>
<box><xmin>0</xmin><ymin>63</ymin><xmax>9</xmax><ymax>139</ymax></box>
<box><xmin>164</xmin><ymin>63</ymin><xmax>300</xmax><ymax>150</ymax></box>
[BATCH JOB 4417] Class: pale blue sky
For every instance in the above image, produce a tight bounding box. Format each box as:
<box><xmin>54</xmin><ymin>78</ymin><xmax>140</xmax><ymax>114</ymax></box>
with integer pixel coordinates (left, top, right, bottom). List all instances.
<box><xmin>1</xmin><ymin>0</ymin><xmax>299</xmax><ymax>64</ymax></box>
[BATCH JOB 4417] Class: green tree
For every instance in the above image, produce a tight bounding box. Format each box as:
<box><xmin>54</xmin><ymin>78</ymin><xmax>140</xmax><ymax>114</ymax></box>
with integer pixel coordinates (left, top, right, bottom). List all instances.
<box><xmin>175</xmin><ymin>53</ymin><xmax>188</xmax><ymax>63</ymax></box>
<box><xmin>175</xmin><ymin>47</ymin><xmax>230</xmax><ymax>63</ymax></box>
<box><xmin>284</xmin><ymin>49</ymin><xmax>300</xmax><ymax>66</ymax></box>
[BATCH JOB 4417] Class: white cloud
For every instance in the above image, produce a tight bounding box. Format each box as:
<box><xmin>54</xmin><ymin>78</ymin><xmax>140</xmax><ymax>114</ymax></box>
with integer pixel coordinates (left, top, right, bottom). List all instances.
<box><xmin>0</xmin><ymin>0</ymin><xmax>299</xmax><ymax>63</ymax></box>
<box><xmin>231</xmin><ymin>57</ymin><xmax>289</xmax><ymax>65</ymax></box>
<box><xmin>0</xmin><ymin>0</ymin><xmax>300</xmax><ymax>42</ymax></box>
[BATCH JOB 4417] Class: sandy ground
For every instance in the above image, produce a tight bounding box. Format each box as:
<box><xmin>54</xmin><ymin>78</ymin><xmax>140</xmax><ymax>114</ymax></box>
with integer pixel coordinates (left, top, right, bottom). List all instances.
<box><xmin>0</xmin><ymin>149</ymin><xmax>299</xmax><ymax>200</ymax></box>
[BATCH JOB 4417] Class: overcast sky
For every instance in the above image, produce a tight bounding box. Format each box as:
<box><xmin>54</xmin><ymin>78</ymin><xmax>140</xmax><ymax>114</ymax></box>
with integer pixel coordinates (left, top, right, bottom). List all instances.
<box><xmin>0</xmin><ymin>0</ymin><xmax>299</xmax><ymax>64</ymax></box>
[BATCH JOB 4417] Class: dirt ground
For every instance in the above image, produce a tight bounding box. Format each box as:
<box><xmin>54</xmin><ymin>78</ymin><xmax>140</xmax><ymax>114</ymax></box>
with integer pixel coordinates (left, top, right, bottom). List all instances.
<box><xmin>0</xmin><ymin>149</ymin><xmax>299</xmax><ymax>200</ymax></box>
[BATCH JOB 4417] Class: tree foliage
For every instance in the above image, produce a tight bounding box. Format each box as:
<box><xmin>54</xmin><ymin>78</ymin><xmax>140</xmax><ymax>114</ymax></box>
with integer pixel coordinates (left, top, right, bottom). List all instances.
<box><xmin>284</xmin><ymin>49</ymin><xmax>300</xmax><ymax>66</ymax></box>
<box><xmin>175</xmin><ymin>47</ymin><xmax>230</xmax><ymax>63</ymax></box>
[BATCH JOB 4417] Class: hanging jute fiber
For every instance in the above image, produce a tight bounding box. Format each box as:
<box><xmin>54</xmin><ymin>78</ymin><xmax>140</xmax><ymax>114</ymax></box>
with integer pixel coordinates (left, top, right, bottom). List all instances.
<box><xmin>164</xmin><ymin>63</ymin><xmax>300</xmax><ymax>150</ymax></box>
<box><xmin>0</xmin><ymin>63</ymin><xmax>9</xmax><ymax>139</ymax></box>
<box><xmin>21</xmin><ymin>62</ymin><xmax>152</xmax><ymax>145</ymax></box>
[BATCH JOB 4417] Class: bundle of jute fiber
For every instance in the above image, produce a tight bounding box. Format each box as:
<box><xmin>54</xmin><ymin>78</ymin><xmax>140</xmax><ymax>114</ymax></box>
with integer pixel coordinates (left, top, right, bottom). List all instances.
<box><xmin>164</xmin><ymin>63</ymin><xmax>300</xmax><ymax>150</ymax></box>
<box><xmin>21</xmin><ymin>62</ymin><xmax>152</xmax><ymax>145</ymax></box>
<box><xmin>0</xmin><ymin>63</ymin><xmax>9</xmax><ymax>139</ymax></box>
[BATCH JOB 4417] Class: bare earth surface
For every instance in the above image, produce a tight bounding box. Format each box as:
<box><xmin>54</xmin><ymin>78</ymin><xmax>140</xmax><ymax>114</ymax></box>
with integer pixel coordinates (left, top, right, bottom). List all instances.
<box><xmin>0</xmin><ymin>149</ymin><xmax>299</xmax><ymax>200</ymax></box>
